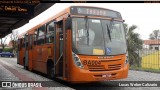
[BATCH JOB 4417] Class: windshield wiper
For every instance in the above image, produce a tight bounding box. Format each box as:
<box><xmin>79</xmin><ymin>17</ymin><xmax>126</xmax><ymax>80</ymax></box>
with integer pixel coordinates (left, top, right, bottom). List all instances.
<box><xmin>106</xmin><ymin>18</ymin><xmax>114</xmax><ymax>41</ymax></box>
<box><xmin>85</xmin><ymin>17</ymin><xmax>89</xmax><ymax>45</ymax></box>
<box><xmin>106</xmin><ymin>24</ymin><xmax>111</xmax><ymax>41</ymax></box>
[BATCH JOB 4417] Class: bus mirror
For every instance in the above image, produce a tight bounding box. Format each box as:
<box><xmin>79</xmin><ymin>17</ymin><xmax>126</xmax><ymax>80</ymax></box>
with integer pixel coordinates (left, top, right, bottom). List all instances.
<box><xmin>65</xmin><ymin>18</ymin><xmax>71</xmax><ymax>30</ymax></box>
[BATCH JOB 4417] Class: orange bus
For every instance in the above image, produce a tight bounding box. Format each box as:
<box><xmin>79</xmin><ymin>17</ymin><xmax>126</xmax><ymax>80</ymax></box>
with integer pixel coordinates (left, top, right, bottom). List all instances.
<box><xmin>17</xmin><ymin>36</ymin><xmax>25</xmax><ymax>67</ymax></box>
<box><xmin>17</xmin><ymin>6</ymin><xmax>129</xmax><ymax>83</ymax></box>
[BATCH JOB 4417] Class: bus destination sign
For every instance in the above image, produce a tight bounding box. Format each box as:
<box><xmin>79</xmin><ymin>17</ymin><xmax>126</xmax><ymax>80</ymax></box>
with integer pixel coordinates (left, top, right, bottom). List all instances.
<box><xmin>70</xmin><ymin>6</ymin><xmax>122</xmax><ymax>19</ymax></box>
<box><xmin>0</xmin><ymin>4</ymin><xmax>35</xmax><ymax>18</ymax></box>
<box><xmin>0</xmin><ymin>0</ymin><xmax>40</xmax><ymax>18</ymax></box>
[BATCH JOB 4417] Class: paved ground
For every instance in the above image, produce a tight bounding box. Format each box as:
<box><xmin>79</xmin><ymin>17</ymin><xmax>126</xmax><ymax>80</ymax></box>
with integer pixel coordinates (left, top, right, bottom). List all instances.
<box><xmin>0</xmin><ymin>57</ymin><xmax>73</xmax><ymax>90</ymax></box>
<box><xmin>0</xmin><ymin>57</ymin><xmax>160</xmax><ymax>90</ymax></box>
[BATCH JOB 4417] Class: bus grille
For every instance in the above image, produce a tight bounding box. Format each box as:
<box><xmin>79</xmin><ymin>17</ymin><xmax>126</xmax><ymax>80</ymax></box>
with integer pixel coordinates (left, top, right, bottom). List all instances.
<box><xmin>88</xmin><ymin>64</ymin><xmax>121</xmax><ymax>71</ymax></box>
<box><xmin>108</xmin><ymin>64</ymin><xmax>121</xmax><ymax>70</ymax></box>
<box><xmin>88</xmin><ymin>65</ymin><xmax>105</xmax><ymax>71</ymax></box>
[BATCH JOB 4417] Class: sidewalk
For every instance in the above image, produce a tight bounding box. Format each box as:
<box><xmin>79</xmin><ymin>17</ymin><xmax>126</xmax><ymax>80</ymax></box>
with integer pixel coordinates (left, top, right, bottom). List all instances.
<box><xmin>0</xmin><ymin>59</ymin><xmax>47</xmax><ymax>90</ymax></box>
<box><xmin>0</xmin><ymin>58</ymin><xmax>73</xmax><ymax>90</ymax></box>
<box><xmin>0</xmin><ymin>63</ymin><xmax>19</xmax><ymax>81</ymax></box>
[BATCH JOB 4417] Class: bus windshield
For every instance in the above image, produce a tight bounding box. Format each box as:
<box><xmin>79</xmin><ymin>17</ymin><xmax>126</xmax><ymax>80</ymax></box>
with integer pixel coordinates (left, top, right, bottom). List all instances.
<box><xmin>72</xmin><ymin>18</ymin><xmax>127</xmax><ymax>55</ymax></box>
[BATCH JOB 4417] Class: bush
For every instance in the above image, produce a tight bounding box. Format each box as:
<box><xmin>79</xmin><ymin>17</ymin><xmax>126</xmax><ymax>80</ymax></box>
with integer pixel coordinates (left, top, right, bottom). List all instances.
<box><xmin>3</xmin><ymin>48</ymin><xmax>13</xmax><ymax>52</ymax></box>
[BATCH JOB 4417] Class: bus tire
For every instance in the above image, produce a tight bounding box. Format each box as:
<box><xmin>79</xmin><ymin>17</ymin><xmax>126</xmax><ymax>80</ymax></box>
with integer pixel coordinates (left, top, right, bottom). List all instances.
<box><xmin>47</xmin><ymin>61</ymin><xmax>55</xmax><ymax>79</ymax></box>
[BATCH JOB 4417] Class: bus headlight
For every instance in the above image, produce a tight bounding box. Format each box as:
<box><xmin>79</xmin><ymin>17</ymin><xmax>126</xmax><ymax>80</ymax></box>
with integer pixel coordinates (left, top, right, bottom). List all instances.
<box><xmin>125</xmin><ymin>52</ymin><xmax>129</xmax><ymax>64</ymax></box>
<box><xmin>72</xmin><ymin>52</ymin><xmax>84</xmax><ymax>68</ymax></box>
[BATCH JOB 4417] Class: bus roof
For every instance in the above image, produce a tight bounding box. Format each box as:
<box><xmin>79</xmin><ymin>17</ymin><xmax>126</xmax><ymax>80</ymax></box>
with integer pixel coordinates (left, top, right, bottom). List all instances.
<box><xmin>18</xmin><ymin>5</ymin><xmax>122</xmax><ymax>38</ymax></box>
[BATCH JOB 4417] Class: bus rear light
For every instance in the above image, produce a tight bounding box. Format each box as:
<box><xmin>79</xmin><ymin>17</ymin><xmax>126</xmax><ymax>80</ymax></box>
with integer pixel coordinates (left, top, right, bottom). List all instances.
<box><xmin>72</xmin><ymin>52</ymin><xmax>84</xmax><ymax>69</ymax></box>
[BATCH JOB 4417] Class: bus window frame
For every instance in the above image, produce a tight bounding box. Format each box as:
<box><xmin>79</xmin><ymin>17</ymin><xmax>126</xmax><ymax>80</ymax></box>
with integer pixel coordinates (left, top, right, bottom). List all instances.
<box><xmin>46</xmin><ymin>21</ymin><xmax>55</xmax><ymax>44</ymax></box>
<box><xmin>37</xmin><ymin>25</ymin><xmax>46</xmax><ymax>45</ymax></box>
<box><xmin>34</xmin><ymin>30</ymin><xmax>38</xmax><ymax>45</ymax></box>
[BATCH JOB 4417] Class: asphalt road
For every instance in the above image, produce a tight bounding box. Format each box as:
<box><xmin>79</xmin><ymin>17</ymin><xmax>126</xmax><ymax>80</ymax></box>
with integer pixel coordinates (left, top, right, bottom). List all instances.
<box><xmin>0</xmin><ymin>57</ymin><xmax>160</xmax><ymax>90</ymax></box>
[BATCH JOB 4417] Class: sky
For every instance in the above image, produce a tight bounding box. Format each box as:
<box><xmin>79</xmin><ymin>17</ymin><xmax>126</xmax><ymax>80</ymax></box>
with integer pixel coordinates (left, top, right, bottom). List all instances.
<box><xmin>9</xmin><ymin>3</ymin><xmax>160</xmax><ymax>43</ymax></box>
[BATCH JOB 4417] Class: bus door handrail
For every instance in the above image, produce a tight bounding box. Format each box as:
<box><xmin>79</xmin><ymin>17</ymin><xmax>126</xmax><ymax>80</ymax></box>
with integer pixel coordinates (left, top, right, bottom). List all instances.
<box><xmin>55</xmin><ymin>52</ymin><xmax>63</xmax><ymax>66</ymax></box>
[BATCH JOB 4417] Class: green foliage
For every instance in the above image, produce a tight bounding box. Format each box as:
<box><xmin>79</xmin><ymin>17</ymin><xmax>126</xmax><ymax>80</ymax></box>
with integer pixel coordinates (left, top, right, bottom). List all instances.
<box><xmin>125</xmin><ymin>23</ymin><xmax>143</xmax><ymax>67</ymax></box>
<box><xmin>3</xmin><ymin>48</ymin><xmax>13</xmax><ymax>52</ymax></box>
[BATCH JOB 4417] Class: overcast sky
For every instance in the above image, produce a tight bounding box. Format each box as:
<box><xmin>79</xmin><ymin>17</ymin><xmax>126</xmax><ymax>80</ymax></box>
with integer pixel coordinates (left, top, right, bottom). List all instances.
<box><xmin>14</xmin><ymin>3</ymin><xmax>160</xmax><ymax>43</ymax></box>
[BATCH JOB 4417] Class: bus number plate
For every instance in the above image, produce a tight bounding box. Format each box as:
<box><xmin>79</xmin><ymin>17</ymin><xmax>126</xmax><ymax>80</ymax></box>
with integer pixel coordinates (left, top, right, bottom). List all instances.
<box><xmin>102</xmin><ymin>74</ymin><xmax>111</xmax><ymax>78</ymax></box>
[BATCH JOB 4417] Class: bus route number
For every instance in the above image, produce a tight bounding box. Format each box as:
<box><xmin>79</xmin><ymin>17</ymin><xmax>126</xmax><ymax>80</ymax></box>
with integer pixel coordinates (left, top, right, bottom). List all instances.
<box><xmin>83</xmin><ymin>60</ymin><xmax>101</xmax><ymax>66</ymax></box>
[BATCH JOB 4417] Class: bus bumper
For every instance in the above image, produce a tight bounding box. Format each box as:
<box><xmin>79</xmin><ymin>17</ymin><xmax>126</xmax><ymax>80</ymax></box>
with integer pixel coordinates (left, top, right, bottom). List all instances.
<box><xmin>70</xmin><ymin>64</ymin><xmax>129</xmax><ymax>83</ymax></box>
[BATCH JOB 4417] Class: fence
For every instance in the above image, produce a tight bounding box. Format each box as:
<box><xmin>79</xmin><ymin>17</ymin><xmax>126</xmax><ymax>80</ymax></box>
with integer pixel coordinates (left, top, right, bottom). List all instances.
<box><xmin>141</xmin><ymin>40</ymin><xmax>160</xmax><ymax>70</ymax></box>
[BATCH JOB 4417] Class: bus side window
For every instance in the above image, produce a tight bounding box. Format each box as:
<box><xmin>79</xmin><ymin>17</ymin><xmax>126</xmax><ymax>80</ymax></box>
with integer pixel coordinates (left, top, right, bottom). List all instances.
<box><xmin>37</xmin><ymin>25</ymin><xmax>45</xmax><ymax>45</ymax></box>
<box><xmin>34</xmin><ymin>30</ymin><xmax>38</xmax><ymax>45</ymax></box>
<box><xmin>46</xmin><ymin>21</ymin><xmax>54</xmax><ymax>43</ymax></box>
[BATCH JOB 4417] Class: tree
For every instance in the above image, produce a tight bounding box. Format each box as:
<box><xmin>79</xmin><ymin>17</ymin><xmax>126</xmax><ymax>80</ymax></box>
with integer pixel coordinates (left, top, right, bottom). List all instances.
<box><xmin>149</xmin><ymin>30</ymin><xmax>160</xmax><ymax>40</ymax></box>
<box><xmin>0</xmin><ymin>36</ymin><xmax>8</xmax><ymax>51</ymax></box>
<box><xmin>9</xmin><ymin>30</ymin><xmax>19</xmax><ymax>54</ymax></box>
<box><xmin>124</xmin><ymin>24</ymin><xmax>143</xmax><ymax>67</ymax></box>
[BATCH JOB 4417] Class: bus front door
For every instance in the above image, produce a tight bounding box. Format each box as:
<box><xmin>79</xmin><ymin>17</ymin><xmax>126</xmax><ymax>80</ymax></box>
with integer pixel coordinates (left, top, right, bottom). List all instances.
<box><xmin>55</xmin><ymin>21</ymin><xmax>64</xmax><ymax>79</ymax></box>
<box><xmin>54</xmin><ymin>19</ymin><xmax>68</xmax><ymax>80</ymax></box>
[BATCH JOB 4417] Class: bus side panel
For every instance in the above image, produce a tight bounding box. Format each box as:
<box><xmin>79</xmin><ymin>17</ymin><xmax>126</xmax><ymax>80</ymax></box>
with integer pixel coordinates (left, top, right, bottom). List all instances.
<box><xmin>32</xmin><ymin>45</ymin><xmax>48</xmax><ymax>74</ymax></box>
<box><xmin>17</xmin><ymin>51</ymin><xmax>20</xmax><ymax>64</ymax></box>
<box><xmin>66</xmin><ymin>30</ymin><xmax>73</xmax><ymax>81</ymax></box>
<box><xmin>18</xmin><ymin>50</ymin><xmax>22</xmax><ymax>65</ymax></box>
<box><xmin>28</xmin><ymin>49</ymin><xmax>33</xmax><ymax>70</ymax></box>
<box><xmin>32</xmin><ymin>46</ymin><xmax>38</xmax><ymax>71</ymax></box>
<box><xmin>19</xmin><ymin>48</ymin><xmax>25</xmax><ymax>66</ymax></box>
<box><xmin>40</xmin><ymin>44</ymin><xmax>51</xmax><ymax>74</ymax></box>
<box><xmin>44</xmin><ymin>44</ymin><xmax>54</xmax><ymax>61</ymax></box>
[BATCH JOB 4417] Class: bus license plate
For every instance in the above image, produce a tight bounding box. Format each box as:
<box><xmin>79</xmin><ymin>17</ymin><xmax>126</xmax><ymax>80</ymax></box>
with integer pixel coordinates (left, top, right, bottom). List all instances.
<box><xmin>102</xmin><ymin>74</ymin><xmax>111</xmax><ymax>78</ymax></box>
